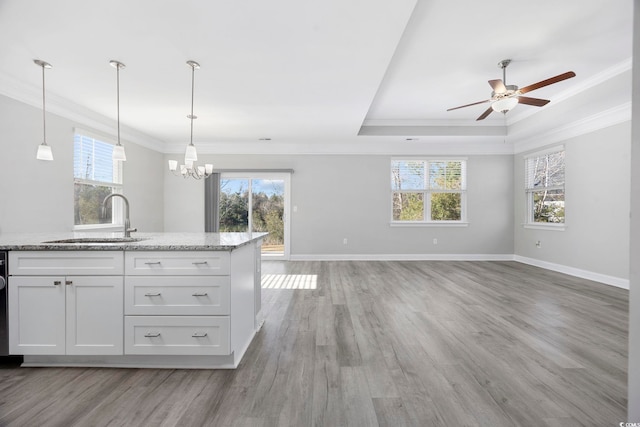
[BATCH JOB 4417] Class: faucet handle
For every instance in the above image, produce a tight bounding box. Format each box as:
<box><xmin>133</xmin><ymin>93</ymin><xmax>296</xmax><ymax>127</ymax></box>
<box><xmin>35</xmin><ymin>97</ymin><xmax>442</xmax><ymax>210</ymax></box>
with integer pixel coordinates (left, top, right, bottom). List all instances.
<box><xmin>127</xmin><ymin>228</ymin><xmax>138</xmax><ymax>233</ymax></box>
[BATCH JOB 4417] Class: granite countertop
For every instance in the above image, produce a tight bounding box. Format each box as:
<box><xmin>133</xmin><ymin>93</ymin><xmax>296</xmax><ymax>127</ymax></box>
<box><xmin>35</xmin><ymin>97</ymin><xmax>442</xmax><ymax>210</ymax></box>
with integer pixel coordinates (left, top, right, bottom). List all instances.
<box><xmin>0</xmin><ymin>232</ymin><xmax>268</xmax><ymax>251</ymax></box>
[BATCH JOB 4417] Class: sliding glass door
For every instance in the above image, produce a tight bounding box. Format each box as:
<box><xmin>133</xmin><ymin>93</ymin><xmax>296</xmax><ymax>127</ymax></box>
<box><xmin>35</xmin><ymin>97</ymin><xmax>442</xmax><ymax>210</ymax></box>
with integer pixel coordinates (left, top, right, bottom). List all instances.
<box><xmin>218</xmin><ymin>173</ymin><xmax>290</xmax><ymax>259</ymax></box>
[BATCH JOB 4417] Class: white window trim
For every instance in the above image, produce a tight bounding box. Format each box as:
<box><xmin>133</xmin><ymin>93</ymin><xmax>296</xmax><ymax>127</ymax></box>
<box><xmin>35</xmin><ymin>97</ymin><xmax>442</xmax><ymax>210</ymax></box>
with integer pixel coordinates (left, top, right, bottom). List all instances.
<box><xmin>523</xmin><ymin>146</ymin><xmax>565</xmax><ymax>229</ymax></box>
<box><xmin>390</xmin><ymin>158</ymin><xmax>468</xmax><ymax>226</ymax></box>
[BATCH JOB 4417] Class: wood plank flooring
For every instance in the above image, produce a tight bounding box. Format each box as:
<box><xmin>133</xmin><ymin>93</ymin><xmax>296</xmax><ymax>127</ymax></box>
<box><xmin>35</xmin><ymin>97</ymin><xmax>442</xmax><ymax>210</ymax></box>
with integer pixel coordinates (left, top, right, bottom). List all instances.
<box><xmin>0</xmin><ymin>260</ymin><xmax>629</xmax><ymax>426</ymax></box>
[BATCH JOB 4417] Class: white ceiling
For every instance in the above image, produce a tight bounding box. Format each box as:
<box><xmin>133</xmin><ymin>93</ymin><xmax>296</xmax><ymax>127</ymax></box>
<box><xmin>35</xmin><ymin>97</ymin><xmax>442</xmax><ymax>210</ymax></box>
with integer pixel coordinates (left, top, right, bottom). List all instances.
<box><xmin>0</xmin><ymin>0</ymin><xmax>633</xmax><ymax>154</ymax></box>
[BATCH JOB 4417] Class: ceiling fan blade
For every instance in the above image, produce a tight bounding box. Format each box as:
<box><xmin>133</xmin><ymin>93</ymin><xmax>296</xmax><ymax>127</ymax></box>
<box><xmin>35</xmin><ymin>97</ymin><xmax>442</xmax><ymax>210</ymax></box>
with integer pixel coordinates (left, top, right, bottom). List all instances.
<box><xmin>518</xmin><ymin>96</ymin><xmax>550</xmax><ymax>107</ymax></box>
<box><xmin>489</xmin><ymin>79</ymin><xmax>506</xmax><ymax>93</ymax></box>
<box><xmin>476</xmin><ymin>107</ymin><xmax>493</xmax><ymax>121</ymax></box>
<box><xmin>518</xmin><ymin>71</ymin><xmax>576</xmax><ymax>94</ymax></box>
<box><xmin>447</xmin><ymin>99</ymin><xmax>491</xmax><ymax>111</ymax></box>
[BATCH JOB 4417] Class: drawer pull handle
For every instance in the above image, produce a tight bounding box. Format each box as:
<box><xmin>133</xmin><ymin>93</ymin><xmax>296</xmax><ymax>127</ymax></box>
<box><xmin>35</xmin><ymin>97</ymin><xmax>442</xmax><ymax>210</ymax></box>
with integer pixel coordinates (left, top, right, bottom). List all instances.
<box><xmin>192</xmin><ymin>292</ymin><xmax>208</xmax><ymax>297</ymax></box>
<box><xmin>144</xmin><ymin>292</ymin><xmax>162</xmax><ymax>297</ymax></box>
<box><xmin>192</xmin><ymin>333</ymin><xmax>208</xmax><ymax>338</ymax></box>
<box><xmin>144</xmin><ymin>332</ymin><xmax>161</xmax><ymax>338</ymax></box>
<box><xmin>144</xmin><ymin>261</ymin><xmax>162</xmax><ymax>265</ymax></box>
<box><xmin>53</xmin><ymin>281</ymin><xmax>61</xmax><ymax>286</ymax></box>
<box><xmin>65</xmin><ymin>280</ymin><xmax>73</xmax><ymax>286</ymax></box>
<box><xmin>192</xmin><ymin>261</ymin><xmax>209</xmax><ymax>265</ymax></box>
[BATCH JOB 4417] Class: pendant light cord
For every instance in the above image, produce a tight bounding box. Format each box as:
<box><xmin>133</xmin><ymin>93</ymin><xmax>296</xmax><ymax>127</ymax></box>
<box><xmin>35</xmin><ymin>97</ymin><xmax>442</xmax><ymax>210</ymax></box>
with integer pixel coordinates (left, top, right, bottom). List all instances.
<box><xmin>116</xmin><ymin>64</ymin><xmax>121</xmax><ymax>145</ymax></box>
<box><xmin>41</xmin><ymin>64</ymin><xmax>47</xmax><ymax>144</ymax></box>
<box><xmin>190</xmin><ymin>63</ymin><xmax>195</xmax><ymax>145</ymax></box>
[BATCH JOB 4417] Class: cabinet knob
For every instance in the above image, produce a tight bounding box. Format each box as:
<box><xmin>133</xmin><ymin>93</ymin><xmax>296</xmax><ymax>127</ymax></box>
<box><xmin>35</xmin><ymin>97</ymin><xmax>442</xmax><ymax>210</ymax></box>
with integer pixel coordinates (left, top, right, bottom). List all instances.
<box><xmin>144</xmin><ymin>332</ymin><xmax>161</xmax><ymax>338</ymax></box>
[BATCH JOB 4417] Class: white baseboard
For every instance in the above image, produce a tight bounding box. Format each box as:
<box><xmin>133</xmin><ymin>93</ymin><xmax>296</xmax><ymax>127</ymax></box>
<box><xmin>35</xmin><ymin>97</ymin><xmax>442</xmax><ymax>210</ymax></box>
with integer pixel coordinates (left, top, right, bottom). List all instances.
<box><xmin>290</xmin><ymin>253</ymin><xmax>513</xmax><ymax>261</ymax></box>
<box><xmin>285</xmin><ymin>253</ymin><xmax>629</xmax><ymax>290</ymax></box>
<box><xmin>513</xmin><ymin>255</ymin><xmax>629</xmax><ymax>289</ymax></box>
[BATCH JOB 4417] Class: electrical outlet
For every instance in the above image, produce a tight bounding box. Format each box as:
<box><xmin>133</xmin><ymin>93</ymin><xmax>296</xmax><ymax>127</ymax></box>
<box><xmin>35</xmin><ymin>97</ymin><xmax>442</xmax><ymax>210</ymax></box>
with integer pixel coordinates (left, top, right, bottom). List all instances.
<box><xmin>433</xmin><ymin>238</ymin><xmax>438</xmax><ymax>245</ymax></box>
<box><xmin>535</xmin><ymin>240</ymin><xmax>541</xmax><ymax>248</ymax></box>
<box><xmin>343</xmin><ymin>238</ymin><xmax>348</xmax><ymax>245</ymax></box>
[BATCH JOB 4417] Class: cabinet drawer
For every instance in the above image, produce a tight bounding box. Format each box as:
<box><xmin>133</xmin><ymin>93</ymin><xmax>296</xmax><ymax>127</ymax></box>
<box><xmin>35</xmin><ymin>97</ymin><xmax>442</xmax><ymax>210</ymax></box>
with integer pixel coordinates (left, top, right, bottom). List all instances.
<box><xmin>125</xmin><ymin>276</ymin><xmax>230</xmax><ymax>315</ymax></box>
<box><xmin>9</xmin><ymin>251</ymin><xmax>123</xmax><ymax>276</ymax></box>
<box><xmin>125</xmin><ymin>252</ymin><xmax>229</xmax><ymax>276</ymax></box>
<box><xmin>124</xmin><ymin>316</ymin><xmax>230</xmax><ymax>355</ymax></box>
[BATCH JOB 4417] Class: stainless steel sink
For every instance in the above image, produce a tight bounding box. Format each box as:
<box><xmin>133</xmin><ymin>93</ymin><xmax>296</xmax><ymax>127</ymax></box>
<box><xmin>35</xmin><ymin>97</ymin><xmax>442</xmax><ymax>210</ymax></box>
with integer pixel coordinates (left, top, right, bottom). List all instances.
<box><xmin>43</xmin><ymin>237</ymin><xmax>147</xmax><ymax>244</ymax></box>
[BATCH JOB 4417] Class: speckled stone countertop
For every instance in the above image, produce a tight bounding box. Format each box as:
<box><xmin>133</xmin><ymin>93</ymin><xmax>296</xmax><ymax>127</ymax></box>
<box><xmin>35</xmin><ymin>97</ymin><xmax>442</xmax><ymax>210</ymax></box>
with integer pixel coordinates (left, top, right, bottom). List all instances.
<box><xmin>0</xmin><ymin>232</ymin><xmax>268</xmax><ymax>251</ymax></box>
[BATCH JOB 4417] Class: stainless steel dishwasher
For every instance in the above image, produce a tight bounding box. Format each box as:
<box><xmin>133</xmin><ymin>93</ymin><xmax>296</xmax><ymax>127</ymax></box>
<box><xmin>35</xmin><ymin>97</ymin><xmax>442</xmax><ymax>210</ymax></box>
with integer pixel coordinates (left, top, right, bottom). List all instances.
<box><xmin>0</xmin><ymin>251</ymin><xmax>8</xmax><ymax>355</ymax></box>
<box><xmin>0</xmin><ymin>251</ymin><xmax>22</xmax><ymax>365</ymax></box>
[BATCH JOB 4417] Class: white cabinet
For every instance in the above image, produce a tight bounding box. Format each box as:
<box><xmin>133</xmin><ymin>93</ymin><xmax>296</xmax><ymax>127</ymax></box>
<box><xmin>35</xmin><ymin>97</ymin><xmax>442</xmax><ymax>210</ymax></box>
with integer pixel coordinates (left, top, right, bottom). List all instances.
<box><xmin>7</xmin><ymin>240</ymin><xmax>262</xmax><ymax>368</ymax></box>
<box><xmin>124</xmin><ymin>316</ymin><xmax>230</xmax><ymax>355</ymax></box>
<box><xmin>125</xmin><ymin>276</ymin><xmax>230</xmax><ymax>316</ymax></box>
<box><xmin>125</xmin><ymin>251</ymin><xmax>229</xmax><ymax>276</ymax></box>
<box><xmin>124</xmin><ymin>251</ymin><xmax>232</xmax><ymax>356</ymax></box>
<box><xmin>8</xmin><ymin>252</ymin><xmax>124</xmax><ymax>356</ymax></box>
<box><xmin>9</xmin><ymin>276</ymin><xmax>65</xmax><ymax>354</ymax></box>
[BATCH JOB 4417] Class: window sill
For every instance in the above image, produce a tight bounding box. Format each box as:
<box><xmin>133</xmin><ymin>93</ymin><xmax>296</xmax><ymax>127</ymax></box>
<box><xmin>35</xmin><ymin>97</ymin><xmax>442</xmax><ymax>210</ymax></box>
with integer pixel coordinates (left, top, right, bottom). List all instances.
<box><xmin>523</xmin><ymin>223</ymin><xmax>566</xmax><ymax>231</ymax></box>
<box><xmin>390</xmin><ymin>222</ymin><xmax>469</xmax><ymax>228</ymax></box>
<box><xmin>73</xmin><ymin>224</ymin><xmax>123</xmax><ymax>232</ymax></box>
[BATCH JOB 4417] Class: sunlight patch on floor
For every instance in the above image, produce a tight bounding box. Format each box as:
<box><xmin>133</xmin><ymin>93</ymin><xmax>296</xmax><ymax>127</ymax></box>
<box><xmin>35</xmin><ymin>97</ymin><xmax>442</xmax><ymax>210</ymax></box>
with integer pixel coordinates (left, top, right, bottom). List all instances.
<box><xmin>262</xmin><ymin>274</ymin><xmax>318</xmax><ymax>290</ymax></box>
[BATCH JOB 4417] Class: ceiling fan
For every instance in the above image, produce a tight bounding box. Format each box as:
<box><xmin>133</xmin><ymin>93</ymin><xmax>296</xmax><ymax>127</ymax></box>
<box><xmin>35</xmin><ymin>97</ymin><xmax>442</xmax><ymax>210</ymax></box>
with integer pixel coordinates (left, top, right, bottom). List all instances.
<box><xmin>447</xmin><ymin>59</ymin><xmax>576</xmax><ymax>121</ymax></box>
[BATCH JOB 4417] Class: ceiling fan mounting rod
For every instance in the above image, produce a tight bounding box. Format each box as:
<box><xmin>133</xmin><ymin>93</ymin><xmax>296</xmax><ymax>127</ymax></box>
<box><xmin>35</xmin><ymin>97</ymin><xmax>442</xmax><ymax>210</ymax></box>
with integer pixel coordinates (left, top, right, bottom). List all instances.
<box><xmin>498</xmin><ymin>59</ymin><xmax>511</xmax><ymax>85</ymax></box>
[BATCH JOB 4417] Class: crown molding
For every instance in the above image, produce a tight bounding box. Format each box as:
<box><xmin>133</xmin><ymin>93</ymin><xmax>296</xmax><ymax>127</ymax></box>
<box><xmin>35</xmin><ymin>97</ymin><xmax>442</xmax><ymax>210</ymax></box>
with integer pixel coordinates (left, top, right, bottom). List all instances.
<box><xmin>507</xmin><ymin>57</ymin><xmax>632</xmax><ymax>126</ymax></box>
<box><xmin>511</xmin><ymin>102</ymin><xmax>631</xmax><ymax>154</ymax></box>
<box><xmin>0</xmin><ymin>71</ymin><xmax>167</xmax><ymax>153</ymax></box>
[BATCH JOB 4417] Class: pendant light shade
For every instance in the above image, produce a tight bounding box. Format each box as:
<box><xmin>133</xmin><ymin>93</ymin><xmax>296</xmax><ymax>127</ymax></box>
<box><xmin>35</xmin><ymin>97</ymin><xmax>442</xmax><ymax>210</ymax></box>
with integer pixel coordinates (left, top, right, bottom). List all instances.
<box><xmin>185</xmin><ymin>143</ymin><xmax>198</xmax><ymax>162</ymax></box>
<box><xmin>34</xmin><ymin>59</ymin><xmax>53</xmax><ymax>161</ymax></box>
<box><xmin>112</xmin><ymin>144</ymin><xmax>126</xmax><ymax>161</ymax></box>
<box><xmin>110</xmin><ymin>60</ymin><xmax>126</xmax><ymax>161</ymax></box>
<box><xmin>36</xmin><ymin>143</ymin><xmax>53</xmax><ymax>161</ymax></box>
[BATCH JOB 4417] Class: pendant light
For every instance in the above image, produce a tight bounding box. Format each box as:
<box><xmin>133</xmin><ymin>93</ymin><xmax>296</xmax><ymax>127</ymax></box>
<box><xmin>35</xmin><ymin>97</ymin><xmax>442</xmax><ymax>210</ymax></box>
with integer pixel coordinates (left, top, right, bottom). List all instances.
<box><xmin>167</xmin><ymin>60</ymin><xmax>213</xmax><ymax>180</ymax></box>
<box><xmin>184</xmin><ymin>60</ymin><xmax>199</xmax><ymax>162</ymax></box>
<box><xmin>110</xmin><ymin>60</ymin><xmax>126</xmax><ymax>161</ymax></box>
<box><xmin>34</xmin><ymin>59</ymin><xmax>53</xmax><ymax>161</ymax></box>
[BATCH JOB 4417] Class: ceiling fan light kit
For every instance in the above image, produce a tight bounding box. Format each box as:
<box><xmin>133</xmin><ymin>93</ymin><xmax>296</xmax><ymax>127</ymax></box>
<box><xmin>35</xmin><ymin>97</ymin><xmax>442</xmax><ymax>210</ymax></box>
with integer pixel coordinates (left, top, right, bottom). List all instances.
<box><xmin>447</xmin><ymin>59</ymin><xmax>576</xmax><ymax>121</ymax></box>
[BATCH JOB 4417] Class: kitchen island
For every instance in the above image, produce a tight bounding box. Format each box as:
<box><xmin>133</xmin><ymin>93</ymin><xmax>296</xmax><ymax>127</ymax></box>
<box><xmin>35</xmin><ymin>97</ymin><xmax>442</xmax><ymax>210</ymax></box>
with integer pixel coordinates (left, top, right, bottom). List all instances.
<box><xmin>0</xmin><ymin>232</ymin><xmax>266</xmax><ymax>369</ymax></box>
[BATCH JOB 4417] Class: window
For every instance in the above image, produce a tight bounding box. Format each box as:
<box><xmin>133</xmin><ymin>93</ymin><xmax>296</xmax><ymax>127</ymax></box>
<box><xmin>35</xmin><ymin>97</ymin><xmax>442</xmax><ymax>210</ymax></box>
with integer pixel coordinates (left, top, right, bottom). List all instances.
<box><xmin>73</xmin><ymin>132</ymin><xmax>123</xmax><ymax>227</ymax></box>
<box><xmin>391</xmin><ymin>159</ymin><xmax>466</xmax><ymax>224</ymax></box>
<box><xmin>525</xmin><ymin>148</ymin><xmax>565</xmax><ymax>225</ymax></box>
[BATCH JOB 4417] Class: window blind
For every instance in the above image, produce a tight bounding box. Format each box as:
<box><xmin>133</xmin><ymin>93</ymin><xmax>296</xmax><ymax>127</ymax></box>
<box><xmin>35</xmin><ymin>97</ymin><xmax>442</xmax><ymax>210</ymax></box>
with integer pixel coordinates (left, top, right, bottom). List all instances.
<box><xmin>525</xmin><ymin>150</ymin><xmax>565</xmax><ymax>191</ymax></box>
<box><xmin>73</xmin><ymin>134</ymin><xmax>121</xmax><ymax>184</ymax></box>
<box><xmin>392</xmin><ymin>160</ymin><xmax>466</xmax><ymax>191</ymax></box>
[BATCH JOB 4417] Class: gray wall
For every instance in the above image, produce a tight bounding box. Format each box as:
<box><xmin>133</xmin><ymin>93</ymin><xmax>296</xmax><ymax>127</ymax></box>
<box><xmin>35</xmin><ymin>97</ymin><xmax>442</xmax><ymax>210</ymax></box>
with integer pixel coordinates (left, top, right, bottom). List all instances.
<box><xmin>513</xmin><ymin>122</ymin><xmax>631</xmax><ymax>281</ymax></box>
<box><xmin>164</xmin><ymin>153</ymin><xmax>515</xmax><ymax>257</ymax></box>
<box><xmin>0</xmin><ymin>94</ymin><xmax>164</xmax><ymax>233</ymax></box>
<box><xmin>628</xmin><ymin>0</ymin><xmax>639</xmax><ymax>420</ymax></box>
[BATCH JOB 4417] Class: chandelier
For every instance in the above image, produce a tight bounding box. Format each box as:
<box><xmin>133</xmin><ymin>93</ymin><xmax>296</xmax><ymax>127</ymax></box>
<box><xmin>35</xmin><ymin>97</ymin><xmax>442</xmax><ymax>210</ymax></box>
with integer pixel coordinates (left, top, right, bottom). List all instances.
<box><xmin>168</xmin><ymin>60</ymin><xmax>213</xmax><ymax>179</ymax></box>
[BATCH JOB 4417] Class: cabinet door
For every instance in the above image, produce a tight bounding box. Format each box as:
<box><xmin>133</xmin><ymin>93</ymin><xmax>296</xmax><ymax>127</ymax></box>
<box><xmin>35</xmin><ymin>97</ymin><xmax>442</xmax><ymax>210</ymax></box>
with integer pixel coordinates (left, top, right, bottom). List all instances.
<box><xmin>66</xmin><ymin>276</ymin><xmax>124</xmax><ymax>355</ymax></box>
<box><xmin>9</xmin><ymin>276</ymin><xmax>66</xmax><ymax>355</ymax></box>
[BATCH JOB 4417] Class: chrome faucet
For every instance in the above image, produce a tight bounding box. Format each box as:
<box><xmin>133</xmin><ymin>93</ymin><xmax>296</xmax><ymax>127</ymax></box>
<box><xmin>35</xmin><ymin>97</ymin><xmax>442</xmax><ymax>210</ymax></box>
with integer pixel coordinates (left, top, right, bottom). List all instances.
<box><xmin>102</xmin><ymin>193</ymin><xmax>137</xmax><ymax>238</ymax></box>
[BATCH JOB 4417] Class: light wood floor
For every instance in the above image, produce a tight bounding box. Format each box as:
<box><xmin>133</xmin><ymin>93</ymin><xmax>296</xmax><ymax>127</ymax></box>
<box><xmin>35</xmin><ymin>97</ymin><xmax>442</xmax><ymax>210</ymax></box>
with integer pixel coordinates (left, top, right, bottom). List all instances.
<box><xmin>0</xmin><ymin>261</ymin><xmax>628</xmax><ymax>426</ymax></box>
